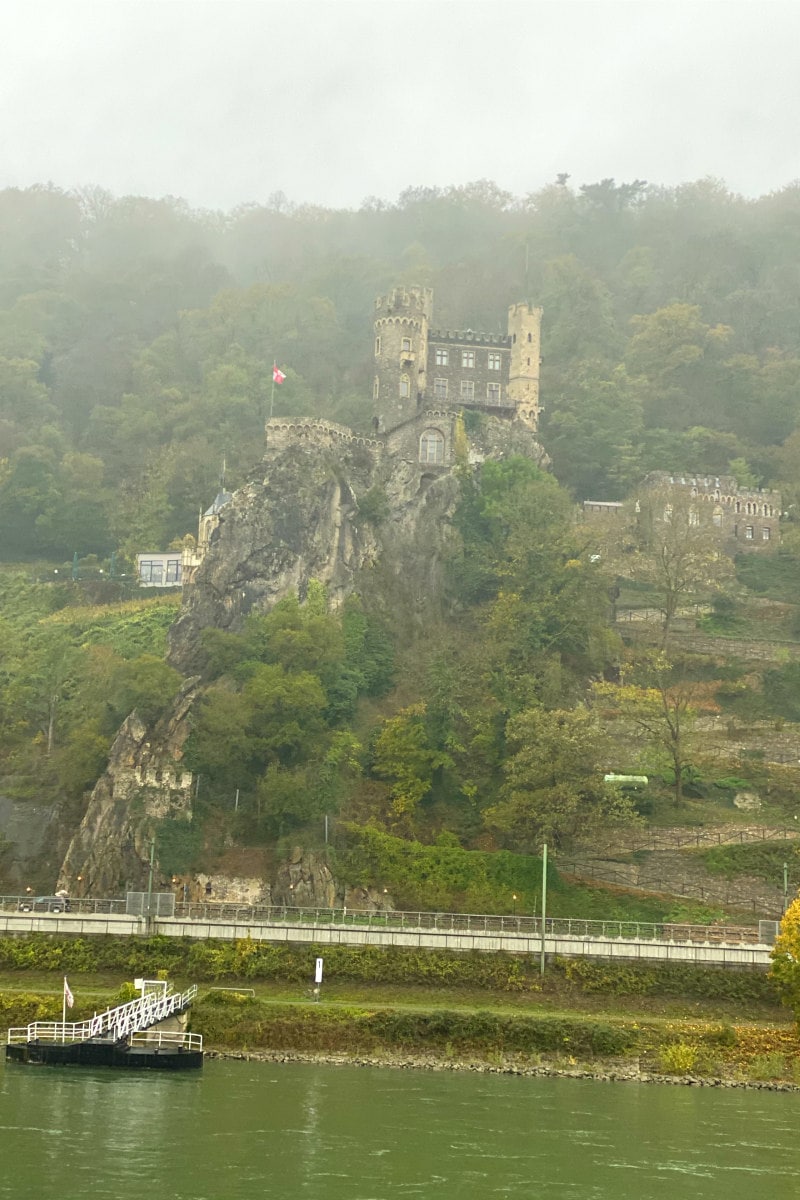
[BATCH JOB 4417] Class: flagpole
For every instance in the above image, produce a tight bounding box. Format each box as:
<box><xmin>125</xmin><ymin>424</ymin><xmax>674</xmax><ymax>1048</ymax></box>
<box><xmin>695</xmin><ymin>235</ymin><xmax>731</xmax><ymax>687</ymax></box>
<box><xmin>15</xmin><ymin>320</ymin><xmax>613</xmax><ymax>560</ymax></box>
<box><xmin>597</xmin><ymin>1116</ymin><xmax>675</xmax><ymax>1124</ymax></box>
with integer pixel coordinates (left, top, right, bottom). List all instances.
<box><xmin>62</xmin><ymin>977</ymin><xmax>66</xmax><ymax>1040</ymax></box>
<box><xmin>269</xmin><ymin>362</ymin><xmax>276</xmax><ymax>420</ymax></box>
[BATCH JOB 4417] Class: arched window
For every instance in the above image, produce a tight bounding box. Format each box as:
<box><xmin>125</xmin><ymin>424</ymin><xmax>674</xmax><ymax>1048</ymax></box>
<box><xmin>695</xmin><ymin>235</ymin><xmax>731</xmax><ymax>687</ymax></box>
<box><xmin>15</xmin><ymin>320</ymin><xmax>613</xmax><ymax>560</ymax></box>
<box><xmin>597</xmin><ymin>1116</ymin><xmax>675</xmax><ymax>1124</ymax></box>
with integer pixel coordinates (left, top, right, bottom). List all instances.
<box><xmin>373</xmin><ymin>377</ymin><xmax>380</xmax><ymax>400</ymax></box>
<box><xmin>420</xmin><ymin>428</ymin><xmax>445</xmax><ymax>465</ymax></box>
<box><xmin>399</xmin><ymin>374</ymin><xmax>410</xmax><ymax>398</ymax></box>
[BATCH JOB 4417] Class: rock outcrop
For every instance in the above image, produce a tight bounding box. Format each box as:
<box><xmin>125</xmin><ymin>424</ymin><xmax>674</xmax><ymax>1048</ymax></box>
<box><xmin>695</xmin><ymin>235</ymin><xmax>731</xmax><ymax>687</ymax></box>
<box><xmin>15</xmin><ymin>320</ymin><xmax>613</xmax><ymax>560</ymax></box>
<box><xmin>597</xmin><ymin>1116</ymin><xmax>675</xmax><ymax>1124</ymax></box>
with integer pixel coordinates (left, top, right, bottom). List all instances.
<box><xmin>60</xmin><ymin>413</ymin><xmax>545</xmax><ymax>895</ymax></box>
<box><xmin>58</xmin><ymin>681</ymin><xmax>198</xmax><ymax>896</ymax></box>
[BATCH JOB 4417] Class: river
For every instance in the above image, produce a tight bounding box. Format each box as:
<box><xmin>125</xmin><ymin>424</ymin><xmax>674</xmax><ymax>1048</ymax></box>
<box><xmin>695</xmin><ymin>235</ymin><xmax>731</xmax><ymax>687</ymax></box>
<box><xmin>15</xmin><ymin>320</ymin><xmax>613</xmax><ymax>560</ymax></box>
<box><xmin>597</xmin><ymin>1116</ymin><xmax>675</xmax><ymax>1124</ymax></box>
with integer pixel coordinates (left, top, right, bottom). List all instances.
<box><xmin>1</xmin><ymin>1058</ymin><xmax>798</xmax><ymax>1199</ymax></box>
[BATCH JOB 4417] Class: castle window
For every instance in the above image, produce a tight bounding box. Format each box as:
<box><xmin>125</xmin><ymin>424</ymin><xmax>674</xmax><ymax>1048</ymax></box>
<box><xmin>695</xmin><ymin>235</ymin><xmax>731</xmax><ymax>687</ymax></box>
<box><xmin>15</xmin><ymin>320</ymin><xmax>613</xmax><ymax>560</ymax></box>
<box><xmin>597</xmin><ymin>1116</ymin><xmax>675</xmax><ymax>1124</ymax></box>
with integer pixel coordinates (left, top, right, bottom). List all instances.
<box><xmin>734</xmin><ymin>524</ymin><xmax>738</xmax><ymax>537</ymax></box>
<box><xmin>462</xmin><ymin>350</ymin><xmax>475</xmax><ymax>369</ymax></box>
<box><xmin>401</xmin><ymin>337</ymin><xmax>412</xmax><ymax>354</ymax></box>
<box><xmin>735</xmin><ymin>500</ymin><xmax>741</xmax><ymax>513</ymax></box>
<box><xmin>460</xmin><ymin>380</ymin><xmax>475</xmax><ymax>401</ymax></box>
<box><xmin>374</xmin><ymin>336</ymin><xmax>381</xmax><ymax>356</ymax></box>
<box><xmin>420</xmin><ymin>428</ymin><xmax>445</xmax><ymax>465</ymax></box>
<box><xmin>712</xmin><ymin>507</ymin><xmax>723</xmax><ymax>527</ymax></box>
<box><xmin>433</xmin><ymin>378</ymin><xmax>448</xmax><ymax>400</ymax></box>
<box><xmin>663</xmin><ymin>504</ymin><xmax>673</xmax><ymax>522</ymax></box>
<box><xmin>488</xmin><ymin>352</ymin><xmax>501</xmax><ymax>370</ymax></box>
<box><xmin>763</xmin><ymin>504</ymin><xmax>769</xmax><ymax>516</ymax></box>
<box><xmin>435</xmin><ymin>347</ymin><xmax>448</xmax><ymax>366</ymax></box>
<box><xmin>399</xmin><ymin>374</ymin><xmax>410</xmax><ymax>398</ymax></box>
<box><xmin>487</xmin><ymin>382</ymin><xmax>501</xmax><ymax>403</ymax></box>
<box><xmin>527</xmin><ymin>332</ymin><xmax>532</xmax><ymax>342</ymax></box>
<box><xmin>762</xmin><ymin>526</ymin><xmax>771</xmax><ymax>541</ymax></box>
<box><xmin>373</xmin><ymin>377</ymin><xmax>379</xmax><ymax>400</ymax></box>
<box><xmin>745</xmin><ymin>525</ymin><xmax>754</xmax><ymax>540</ymax></box>
<box><xmin>688</xmin><ymin>509</ymin><xmax>699</xmax><ymax>526</ymax></box>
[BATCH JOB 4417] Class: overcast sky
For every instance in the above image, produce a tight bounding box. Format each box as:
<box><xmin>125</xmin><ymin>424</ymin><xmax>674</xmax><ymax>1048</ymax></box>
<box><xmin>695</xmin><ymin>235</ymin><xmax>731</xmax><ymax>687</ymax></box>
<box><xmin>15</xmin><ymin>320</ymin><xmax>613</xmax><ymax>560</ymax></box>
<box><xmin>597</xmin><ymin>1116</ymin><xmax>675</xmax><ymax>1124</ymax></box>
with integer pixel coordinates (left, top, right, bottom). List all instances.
<box><xmin>2</xmin><ymin>0</ymin><xmax>799</xmax><ymax>211</ymax></box>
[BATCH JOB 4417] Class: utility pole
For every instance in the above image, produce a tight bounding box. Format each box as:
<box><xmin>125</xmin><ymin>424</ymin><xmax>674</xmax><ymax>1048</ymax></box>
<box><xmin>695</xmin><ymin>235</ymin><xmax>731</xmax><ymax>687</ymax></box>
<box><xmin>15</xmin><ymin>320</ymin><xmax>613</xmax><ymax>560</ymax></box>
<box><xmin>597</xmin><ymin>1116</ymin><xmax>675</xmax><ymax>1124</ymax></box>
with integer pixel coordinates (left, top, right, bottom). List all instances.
<box><xmin>783</xmin><ymin>862</ymin><xmax>789</xmax><ymax>914</ymax></box>
<box><xmin>146</xmin><ymin>837</ymin><xmax>155</xmax><ymax>921</ymax></box>
<box><xmin>540</xmin><ymin>843</ymin><xmax>548</xmax><ymax>978</ymax></box>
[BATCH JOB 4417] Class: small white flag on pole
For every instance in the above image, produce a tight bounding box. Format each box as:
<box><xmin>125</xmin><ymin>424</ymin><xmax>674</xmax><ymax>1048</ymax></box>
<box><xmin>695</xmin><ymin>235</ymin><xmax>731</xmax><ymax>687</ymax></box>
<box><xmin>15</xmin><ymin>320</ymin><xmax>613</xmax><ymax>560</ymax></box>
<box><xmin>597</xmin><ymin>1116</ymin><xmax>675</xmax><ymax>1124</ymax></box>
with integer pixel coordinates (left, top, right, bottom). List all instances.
<box><xmin>64</xmin><ymin>976</ymin><xmax>74</xmax><ymax>1009</ymax></box>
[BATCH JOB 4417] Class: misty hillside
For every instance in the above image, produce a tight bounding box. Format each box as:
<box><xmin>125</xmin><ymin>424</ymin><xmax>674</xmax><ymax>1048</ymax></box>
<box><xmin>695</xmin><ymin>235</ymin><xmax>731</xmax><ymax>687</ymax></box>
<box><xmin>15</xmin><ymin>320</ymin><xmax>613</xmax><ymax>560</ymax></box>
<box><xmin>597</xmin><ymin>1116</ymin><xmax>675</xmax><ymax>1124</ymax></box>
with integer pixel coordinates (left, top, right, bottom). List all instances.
<box><xmin>2</xmin><ymin>178</ymin><xmax>800</xmax><ymax>561</ymax></box>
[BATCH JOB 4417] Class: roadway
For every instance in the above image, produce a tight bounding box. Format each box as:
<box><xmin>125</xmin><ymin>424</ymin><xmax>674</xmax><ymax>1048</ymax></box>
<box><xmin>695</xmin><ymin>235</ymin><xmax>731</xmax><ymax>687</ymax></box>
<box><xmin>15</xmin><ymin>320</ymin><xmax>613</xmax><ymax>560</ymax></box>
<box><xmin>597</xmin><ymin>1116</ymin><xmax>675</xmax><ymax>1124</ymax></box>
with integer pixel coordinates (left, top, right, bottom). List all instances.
<box><xmin>0</xmin><ymin>908</ymin><xmax>775</xmax><ymax>968</ymax></box>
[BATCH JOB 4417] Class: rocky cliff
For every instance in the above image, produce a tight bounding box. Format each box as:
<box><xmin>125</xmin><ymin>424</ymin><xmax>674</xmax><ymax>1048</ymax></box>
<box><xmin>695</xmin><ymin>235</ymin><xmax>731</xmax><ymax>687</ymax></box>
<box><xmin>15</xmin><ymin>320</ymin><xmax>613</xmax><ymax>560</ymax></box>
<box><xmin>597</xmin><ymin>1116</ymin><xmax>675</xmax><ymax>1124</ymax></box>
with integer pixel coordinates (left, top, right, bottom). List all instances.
<box><xmin>60</xmin><ymin>414</ymin><xmax>545</xmax><ymax>898</ymax></box>
<box><xmin>58</xmin><ymin>682</ymin><xmax>198</xmax><ymax>896</ymax></box>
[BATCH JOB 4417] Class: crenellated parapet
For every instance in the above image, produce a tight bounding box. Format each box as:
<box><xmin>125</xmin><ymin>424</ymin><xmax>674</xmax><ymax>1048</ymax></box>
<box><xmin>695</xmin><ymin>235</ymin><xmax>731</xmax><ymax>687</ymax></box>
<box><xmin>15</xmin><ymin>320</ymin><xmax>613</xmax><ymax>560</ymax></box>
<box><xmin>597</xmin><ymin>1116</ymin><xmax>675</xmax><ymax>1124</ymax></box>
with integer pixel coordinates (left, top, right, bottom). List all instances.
<box><xmin>266</xmin><ymin>417</ymin><xmax>384</xmax><ymax>453</ymax></box>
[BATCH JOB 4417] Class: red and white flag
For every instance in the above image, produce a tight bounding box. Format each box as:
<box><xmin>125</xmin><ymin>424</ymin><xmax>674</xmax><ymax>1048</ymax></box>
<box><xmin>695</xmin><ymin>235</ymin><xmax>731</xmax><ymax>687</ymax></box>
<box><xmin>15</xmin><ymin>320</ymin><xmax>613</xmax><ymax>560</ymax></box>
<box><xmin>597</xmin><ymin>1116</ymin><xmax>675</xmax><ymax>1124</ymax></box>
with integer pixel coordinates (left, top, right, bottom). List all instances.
<box><xmin>64</xmin><ymin>976</ymin><xmax>74</xmax><ymax>1008</ymax></box>
<box><xmin>273</xmin><ymin>364</ymin><xmax>286</xmax><ymax>385</ymax></box>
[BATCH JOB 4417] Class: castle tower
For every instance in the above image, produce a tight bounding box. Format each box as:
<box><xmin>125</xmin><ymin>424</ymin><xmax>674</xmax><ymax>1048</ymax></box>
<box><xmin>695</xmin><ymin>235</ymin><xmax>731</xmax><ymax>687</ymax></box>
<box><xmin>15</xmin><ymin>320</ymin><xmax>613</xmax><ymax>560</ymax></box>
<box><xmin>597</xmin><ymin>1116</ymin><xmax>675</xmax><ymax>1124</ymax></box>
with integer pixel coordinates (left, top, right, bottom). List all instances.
<box><xmin>373</xmin><ymin>286</ymin><xmax>433</xmax><ymax>427</ymax></box>
<box><xmin>507</xmin><ymin>302</ymin><xmax>543</xmax><ymax>429</ymax></box>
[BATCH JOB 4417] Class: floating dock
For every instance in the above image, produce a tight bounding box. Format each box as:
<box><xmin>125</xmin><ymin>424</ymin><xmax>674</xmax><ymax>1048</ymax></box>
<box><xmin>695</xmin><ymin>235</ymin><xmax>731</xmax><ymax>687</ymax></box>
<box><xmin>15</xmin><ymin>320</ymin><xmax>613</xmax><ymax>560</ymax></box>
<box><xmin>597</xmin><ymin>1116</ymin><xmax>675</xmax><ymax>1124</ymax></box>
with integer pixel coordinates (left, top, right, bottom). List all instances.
<box><xmin>5</xmin><ymin>981</ymin><xmax>203</xmax><ymax>1070</ymax></box>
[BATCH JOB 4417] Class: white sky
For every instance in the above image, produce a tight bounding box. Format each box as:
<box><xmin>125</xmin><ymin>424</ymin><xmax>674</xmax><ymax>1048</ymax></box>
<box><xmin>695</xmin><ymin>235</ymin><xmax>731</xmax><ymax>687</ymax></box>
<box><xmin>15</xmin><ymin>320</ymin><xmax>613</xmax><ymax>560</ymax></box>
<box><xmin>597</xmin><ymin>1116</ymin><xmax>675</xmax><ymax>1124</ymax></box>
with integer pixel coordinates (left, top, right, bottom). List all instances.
<box><xmin>2</xmin><ymin>0</ymin><xmax>799</xmax><ymax>210</ymax></box>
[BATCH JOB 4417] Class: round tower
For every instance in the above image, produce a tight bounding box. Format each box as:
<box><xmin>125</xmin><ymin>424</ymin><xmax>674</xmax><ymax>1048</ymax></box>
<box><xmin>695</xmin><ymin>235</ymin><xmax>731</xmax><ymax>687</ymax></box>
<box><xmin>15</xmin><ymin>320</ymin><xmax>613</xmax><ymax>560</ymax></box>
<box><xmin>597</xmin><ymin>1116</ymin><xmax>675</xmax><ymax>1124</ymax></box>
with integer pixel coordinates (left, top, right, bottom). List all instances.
<box><xmin>507</xmin><ymin>302</ymin><xmax>543</xmax><ymax>429</ymax></box>
<box><xmin>373</xmin><ymin>286</ymin><xmax>433</xmax><ymax>428</ymax></box>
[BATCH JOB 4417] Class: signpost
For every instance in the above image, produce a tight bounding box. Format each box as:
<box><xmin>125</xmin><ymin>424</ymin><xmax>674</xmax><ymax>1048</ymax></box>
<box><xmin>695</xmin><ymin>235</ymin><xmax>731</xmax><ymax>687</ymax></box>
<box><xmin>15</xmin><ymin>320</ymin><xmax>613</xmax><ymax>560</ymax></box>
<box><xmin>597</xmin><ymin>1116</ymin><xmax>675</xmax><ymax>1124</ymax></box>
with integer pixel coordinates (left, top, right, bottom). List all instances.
<box><xmin>313</xmin><ymin>957</ymin><xmax>323</xmax><ymax>1002</ymax></box>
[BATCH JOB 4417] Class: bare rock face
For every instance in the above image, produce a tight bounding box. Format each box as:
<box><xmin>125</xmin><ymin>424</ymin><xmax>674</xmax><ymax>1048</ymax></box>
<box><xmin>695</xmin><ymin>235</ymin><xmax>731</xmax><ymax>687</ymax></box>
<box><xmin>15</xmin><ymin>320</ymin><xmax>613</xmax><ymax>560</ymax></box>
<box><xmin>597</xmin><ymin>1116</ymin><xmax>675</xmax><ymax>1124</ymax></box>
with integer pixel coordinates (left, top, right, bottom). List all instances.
<box><xmin>58</xmin><ymin>681</ymin><xmax>198</xmax><ymax>896</ymax></box>
<box><xmin>272</xmin><ymin>847</ymin><xmax>337</xmax><ymax>908</ymax></box>
<box><xmin>168</xmin><ymin>427</ymin><xmax>383</xmax><ymax>674</ymax></box>
<box><xmin>343</xmin><ymin>884</ymin><xmax>396</xmax><ymax>914</ymax></box>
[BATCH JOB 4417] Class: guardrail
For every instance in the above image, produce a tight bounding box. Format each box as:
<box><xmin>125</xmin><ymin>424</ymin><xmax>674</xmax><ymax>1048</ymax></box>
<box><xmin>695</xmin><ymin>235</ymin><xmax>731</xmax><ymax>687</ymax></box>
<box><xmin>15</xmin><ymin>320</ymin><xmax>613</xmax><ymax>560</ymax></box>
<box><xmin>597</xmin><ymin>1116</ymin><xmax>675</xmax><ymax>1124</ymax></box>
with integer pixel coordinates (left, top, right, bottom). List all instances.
<box><xmin>0</xmin><ymin>895</ymin><xmax>772</xmax><ymax>944</ymax></box>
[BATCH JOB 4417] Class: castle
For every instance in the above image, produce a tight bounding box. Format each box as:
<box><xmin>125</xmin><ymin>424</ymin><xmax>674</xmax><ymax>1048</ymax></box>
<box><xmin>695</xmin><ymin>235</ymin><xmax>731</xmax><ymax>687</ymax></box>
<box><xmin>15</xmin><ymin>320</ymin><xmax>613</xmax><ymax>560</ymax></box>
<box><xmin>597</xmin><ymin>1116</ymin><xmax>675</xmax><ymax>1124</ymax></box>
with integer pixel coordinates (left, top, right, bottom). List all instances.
<box><xmin>371</xmin><ymin>286</ymin><xmax>542</xmax><ymax>464</ymax></box>
<box><xmin>139</xmin><ymin>287</ymin><xmax>545</xmax><ymax>587</ymax></box>
<box><xmin>583</xmin><ymin>472</ymin><xmax>781</xmax><ymax>551</ymax></box>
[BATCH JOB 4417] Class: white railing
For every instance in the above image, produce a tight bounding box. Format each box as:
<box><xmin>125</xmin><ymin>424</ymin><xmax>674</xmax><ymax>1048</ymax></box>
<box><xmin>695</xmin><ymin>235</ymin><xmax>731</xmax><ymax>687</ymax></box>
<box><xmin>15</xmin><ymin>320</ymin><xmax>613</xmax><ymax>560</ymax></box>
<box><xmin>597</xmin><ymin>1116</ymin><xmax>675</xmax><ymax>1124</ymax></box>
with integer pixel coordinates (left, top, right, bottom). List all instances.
<box><xmin>130</xmin><ymin>1029</ymin><xmax>203</xmax><ymax>1051</ymax></box>
<box><xmin>6</xmin><ymin>983</ymin><xmax>197</xmax><ymax>1045</ymax></box>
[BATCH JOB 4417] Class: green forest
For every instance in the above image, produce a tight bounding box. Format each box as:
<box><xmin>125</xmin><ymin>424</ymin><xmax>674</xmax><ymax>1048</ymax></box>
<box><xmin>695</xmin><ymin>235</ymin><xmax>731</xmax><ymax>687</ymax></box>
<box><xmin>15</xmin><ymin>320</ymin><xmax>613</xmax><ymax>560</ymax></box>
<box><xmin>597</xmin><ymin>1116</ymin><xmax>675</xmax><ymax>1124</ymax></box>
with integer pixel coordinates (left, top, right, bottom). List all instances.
<box><xmin>3</xmin><ymin>177</ymin><xmax>800</xmax><ymax>560</ymax></box>
<box><xmin>3</xmin><ymin>176</ymin><xmax>800</xmax><ymax>905</ymax></box>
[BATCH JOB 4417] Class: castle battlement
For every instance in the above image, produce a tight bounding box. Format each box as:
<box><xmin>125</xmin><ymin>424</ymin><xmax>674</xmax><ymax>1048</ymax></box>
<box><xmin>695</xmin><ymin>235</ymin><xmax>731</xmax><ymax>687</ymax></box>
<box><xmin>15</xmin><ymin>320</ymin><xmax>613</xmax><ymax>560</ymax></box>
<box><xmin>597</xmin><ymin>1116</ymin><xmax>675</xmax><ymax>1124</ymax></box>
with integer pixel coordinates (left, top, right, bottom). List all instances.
<box><xmin>266</xmin><ymin>417</ymin><xmax>384</xmax><ymax>453</ymax></box>
<box><xmin>429</xmin><ymin>330</ymin><xmax>512</xmax><ymax>346</ymax></box>
<box><xmin>374</xmin><ymin>287</ymin><xmax>433</xmax><ymax>321</ymax></box>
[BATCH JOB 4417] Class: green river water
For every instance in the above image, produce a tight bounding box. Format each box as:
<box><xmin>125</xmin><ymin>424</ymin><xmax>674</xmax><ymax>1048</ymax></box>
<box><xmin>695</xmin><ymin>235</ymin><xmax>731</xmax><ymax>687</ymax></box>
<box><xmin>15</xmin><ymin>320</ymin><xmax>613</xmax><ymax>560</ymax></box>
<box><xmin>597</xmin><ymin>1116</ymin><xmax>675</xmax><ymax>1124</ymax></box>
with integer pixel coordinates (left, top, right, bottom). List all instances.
<box><xmin>1</xmin><ymin>1058</ymin><xmax>798</xmax><ymax>1199</ymax></box>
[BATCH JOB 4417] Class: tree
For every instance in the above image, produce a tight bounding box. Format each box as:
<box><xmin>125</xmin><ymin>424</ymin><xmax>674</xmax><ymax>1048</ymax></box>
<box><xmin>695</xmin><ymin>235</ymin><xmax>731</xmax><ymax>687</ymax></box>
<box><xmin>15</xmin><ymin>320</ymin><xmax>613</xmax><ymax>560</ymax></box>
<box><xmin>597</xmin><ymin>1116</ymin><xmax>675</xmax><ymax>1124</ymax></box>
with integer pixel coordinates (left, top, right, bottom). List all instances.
<box><xmin>614</xmin><ymin>482</ymin><xmax>734</xmax><ymax>648</ymax></box>
<box><xmin>593</xmin><ymin>654</ymin><xmax>713</xmax><ymax>805</ymax></box>
<box><xmin>483</xmin><ymin>706</ymin><xmax>634</xmax><ymax>850</ymax></box>
<box><xmin>372</xmin><ymin>704</ymin><xmax>453</xmax><ymax>819</ymax></box>
<box><xmin>770</xmin><ymin>896</ymin><xmax>800</xmax><ymax>1026</ymax></box>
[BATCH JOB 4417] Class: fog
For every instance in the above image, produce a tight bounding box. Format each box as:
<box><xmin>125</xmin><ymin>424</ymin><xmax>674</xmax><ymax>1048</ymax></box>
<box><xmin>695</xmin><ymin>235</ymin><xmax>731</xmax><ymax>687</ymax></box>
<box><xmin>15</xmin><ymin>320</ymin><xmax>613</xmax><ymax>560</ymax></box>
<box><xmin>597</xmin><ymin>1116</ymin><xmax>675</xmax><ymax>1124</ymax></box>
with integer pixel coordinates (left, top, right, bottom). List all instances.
<box><xmin>3</xmin><ymin>0</ymin><xmax>799</xmax><ymax>209</ymax></box>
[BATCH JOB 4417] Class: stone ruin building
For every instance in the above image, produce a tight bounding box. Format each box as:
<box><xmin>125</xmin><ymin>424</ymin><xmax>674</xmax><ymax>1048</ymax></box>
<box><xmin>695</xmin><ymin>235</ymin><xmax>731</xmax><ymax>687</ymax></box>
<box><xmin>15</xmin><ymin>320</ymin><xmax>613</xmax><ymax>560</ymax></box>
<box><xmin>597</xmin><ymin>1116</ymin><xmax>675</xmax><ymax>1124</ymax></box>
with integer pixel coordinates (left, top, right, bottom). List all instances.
<box><xmin>583</xmin><ymin>472</ymin><xmax>781</xmax><ymax>551</ymax></box>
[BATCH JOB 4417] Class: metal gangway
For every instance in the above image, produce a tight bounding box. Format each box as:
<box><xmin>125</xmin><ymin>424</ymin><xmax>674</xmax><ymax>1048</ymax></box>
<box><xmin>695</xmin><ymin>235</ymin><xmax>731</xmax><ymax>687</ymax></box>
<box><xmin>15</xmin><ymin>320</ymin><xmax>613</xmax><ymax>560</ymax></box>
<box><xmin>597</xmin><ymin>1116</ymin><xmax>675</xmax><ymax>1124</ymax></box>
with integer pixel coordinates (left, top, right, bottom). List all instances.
<box><xmin>7</xmin><ymin>981</ymin><xmax>200</xmax><ymax>1049</ymax></box>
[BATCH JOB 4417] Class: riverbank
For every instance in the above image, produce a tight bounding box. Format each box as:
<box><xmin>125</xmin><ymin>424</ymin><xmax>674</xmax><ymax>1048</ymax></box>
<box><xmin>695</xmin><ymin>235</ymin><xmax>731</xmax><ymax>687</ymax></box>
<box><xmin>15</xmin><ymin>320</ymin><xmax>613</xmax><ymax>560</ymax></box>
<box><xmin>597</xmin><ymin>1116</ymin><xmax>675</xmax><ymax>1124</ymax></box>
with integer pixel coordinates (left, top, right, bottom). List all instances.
<box><xmin>203</xmin><ymin>1045</ymin><xmax>800</xmax><ymax>1091</ymax></box>
<box><xmin>1</xmin><ymin>932</ymin><xmax>798</xmax><ymax>1087</ymax></box>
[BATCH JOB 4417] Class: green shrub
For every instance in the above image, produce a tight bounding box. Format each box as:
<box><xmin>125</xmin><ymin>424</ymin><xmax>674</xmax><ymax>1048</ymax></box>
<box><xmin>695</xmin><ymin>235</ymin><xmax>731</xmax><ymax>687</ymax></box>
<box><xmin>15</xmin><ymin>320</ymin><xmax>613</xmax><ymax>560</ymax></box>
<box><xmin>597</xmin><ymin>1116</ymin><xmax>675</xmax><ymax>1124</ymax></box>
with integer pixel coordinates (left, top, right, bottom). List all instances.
<box><xmin>659</xmin><ymin>1041</ymin><xmax>699</xmax><ymax>1074</ymax></box>
<box><xmin>747</xmin><ymin>1052</ymin><xmax>787</xmax><ymax>1080</ymax></box>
